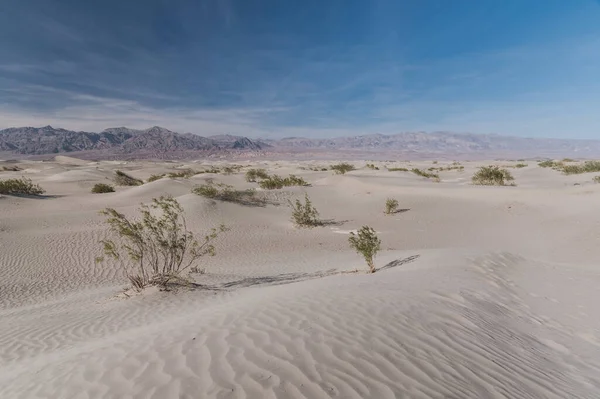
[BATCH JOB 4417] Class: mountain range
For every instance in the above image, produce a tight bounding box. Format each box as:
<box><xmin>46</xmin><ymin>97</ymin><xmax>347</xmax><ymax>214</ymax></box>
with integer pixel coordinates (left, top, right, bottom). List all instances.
<box><xmin>1</xmin><ymin>125</ymin><xmax>600</xmax><ymax>159</ymax></box>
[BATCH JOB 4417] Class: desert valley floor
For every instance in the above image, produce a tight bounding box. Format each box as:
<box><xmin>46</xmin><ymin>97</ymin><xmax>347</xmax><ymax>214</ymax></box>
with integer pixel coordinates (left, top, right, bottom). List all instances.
<box><xmin>1</xmin><ymin>156</ymin><xmax>600</xmax><ymax>398</ymax></box>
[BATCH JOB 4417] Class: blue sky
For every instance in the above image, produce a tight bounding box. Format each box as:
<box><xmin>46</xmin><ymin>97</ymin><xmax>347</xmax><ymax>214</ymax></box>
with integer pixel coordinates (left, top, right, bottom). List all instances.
<box><xmin>1</xmin><ymin>0</ymin><xmax>600</xmax><ymax>139</ymax></box>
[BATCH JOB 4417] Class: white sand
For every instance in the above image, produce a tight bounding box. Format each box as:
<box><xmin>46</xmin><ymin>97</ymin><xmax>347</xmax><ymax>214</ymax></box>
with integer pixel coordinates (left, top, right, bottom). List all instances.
<box><xmin>1</xmin><ymin>158</ymin><xmax>600</xmax><ymax>398</ymax></box>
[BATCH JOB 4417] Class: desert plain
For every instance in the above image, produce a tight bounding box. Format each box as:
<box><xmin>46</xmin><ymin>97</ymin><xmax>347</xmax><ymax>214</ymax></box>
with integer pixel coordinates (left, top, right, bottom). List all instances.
<box><xmin>1</xmin><ymin>156</ymin><xmax>600</xmax><ymax>398</ymax></box>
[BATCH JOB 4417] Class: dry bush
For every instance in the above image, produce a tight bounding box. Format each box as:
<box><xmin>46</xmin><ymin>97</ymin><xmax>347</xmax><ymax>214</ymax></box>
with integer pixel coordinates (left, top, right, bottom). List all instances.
<box><xmin>560</xmin><ymin>161</ymin><xmax>600</xmax><ymax>175</ymax></box>
<box><xmin>593</xmin><ymin>176</ymin><xmax>600</xmax><ymax>183</ymax></box>
<box><xmin>193</xmin><ymin>183</ymin><xmax>266</xmax><ymax>206</ymax></box>
<box><xmin>114</xmin><ymin>170</ymin><xmax>143</xmax><ymax>186</ymax></box>
<box><xmin>348</xmin><ymin>226</ymin><xmax>381</xmax><ymax>273</ymax></box>
<box><xmin>472</xmin><ymin>166</ymin><xmax>515</xmax><ymax>186</ymax></box>
<box><xmin>289</xmin><ymin>194</ymin><xmax>320</xmax><ymax>227</ymax></box>
<box><xmin>538</xmin><ymin>160</ymin><xmax>557</xmax><ymax>168</ymax></box>
<box><xmin>97</xmin><ymin>196</ymin><xmax>227</xmax><ymax>291</ymax></box>
<box><xmin>168</xmin><ymin>169</ymin><xmax>196</xmax><ymax>179</ymax></box>
<box><xmin>515</xmin><ymin>163</ymin><xmax>528</xmax><ymax>168</ymax></box>
<box><xmin>0</xmin><ymin>177</ymin><xmax>45</xmax><ymax>195</ymax></box>
<box><xmin>387</xmin><ymin>167</ymin><xmax>409</xmax><ymax>172</ymax></box>
<box><xmin>147</xmin><ymin>174</ymin><xmax>165</xmax><ymax>182</ymax></box>
<box><xmin>366</xmin><ymin>163</ymin><xmax>379</xmax><ymax>170</ymax></box>
<box><xmin>91</xmin><ymin>183</ymin><xmax>115</xmax><ymax>193</ymax></box>
<box><xmin>562</xmin><ymin>158</ymin><xmax>576</xmax><ymax>162</ymax></box>
<box><xmin>245</xmin><ymin>168</ymin><xmax>269</xmax><ymax>182</ymax></box>
<box><xmin>258</xmin><ymin>174</ymin><xmax>309</xmax><ymax>189</ymax></box>
<box><xmin>385</xmin><ymin>198</ymin><xmax>399</xmax><ymax>215</ymax></box>
<box><xmin>2</xmin><ymin>166</ymin><xmax>22</xmax><ymax>172</ymax></box>
<box><xmin>412</xmin><ymin>168</ymin><xmax>439</xmax><ymax>179</ymax></box>
<box><xmin>331</xmin><ymin>163</ymin><xmax>356</xmax><ymax>174</ymax></box>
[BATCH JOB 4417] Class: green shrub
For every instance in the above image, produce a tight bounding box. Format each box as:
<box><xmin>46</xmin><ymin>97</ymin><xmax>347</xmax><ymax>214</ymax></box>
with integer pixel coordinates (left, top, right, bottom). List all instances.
<box><xmin>289</xmin><ymin>194</ymin><xmax>320</xmax><ymax>227</ymax></box>
<box><xmin>0</xmin><ymin>177</ymin><xmax>45</xmax><ymax>195</ymax></box>
<box><xmin>114</xmin><ymin>170</ymin><xmax>143</xmax><ymax>186</ymax></box>
<box><xmin>472</xmin><ymin>166</ymin><xmax>515</xmax><ymax>186</ymax></box>
<box><xmin>147</xmin><ymin>174</ymin><xmax>165</xmax><ymax>182</ymax></box>
<box><xmin>331</xmin><ymin>163</ymin><xmax>356</xmax><ymax>174</ymax></box>
<box><xmin>168</xmin><ymin>169</ymin><xmax>196</xmax><ymax>179</ymax></box>
<box><xmin>245</xmin><ymin>168</ymin><xmax>269</xmax><ymax>182</ymax></box>
<box><xmin>515</xmin><ymin>163</ymin><xmax>528</xmax><ymax>168</ymax></box>
<box><xmin>192</xmin><ymin>184</ymin><xmax>219</xmax><ymax>198</ymax></box>
<box><xmin>91</xmin><ymin>183</ymin><xmax>115</xmax><ymax>194</ymax></box>
<box><xmin>385</xmin><ymin>198</ymin><xmax>399</xmax><ymax>215</ymax></box>
<box><xmin>348</xmin><ymin>226</ymin><xmax>381</xmax><ymax>273</ymax></box>
<box><xmin>562</xmin><ymin>158</ymin><xmax>576</xmax><ymax>162</ymax></box>
<box><xmin>97</xmin><ymin>196</ymin><xmax>227</xmax><ymax>291</ymax></box>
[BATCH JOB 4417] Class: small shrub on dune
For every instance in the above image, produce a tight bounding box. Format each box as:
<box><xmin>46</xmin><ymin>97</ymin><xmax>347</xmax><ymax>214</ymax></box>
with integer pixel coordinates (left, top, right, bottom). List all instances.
<box><xmin>147</xmin><ymin>174</ymin><xmax>165</xmax><ymax>182</ymax></box>
<box><xmin>384</xmin><ymin>198</ymin><xmax>399</xmax><ymax>215</ymax></box>
<box><xmin>411</xmin><ymin>168</ymin><xmax>439</xmax><ymax>179</ymax></box>
<box><xmin>289</xmin><ymin>194</ymin><xmax>320</xmax><ymax>227</ymax></box>
<box><xmin>193</xmin><ymin>183</ymin><xmax>265</xmax><ymax>206</ymax></box>
<box><xmin>348</xmin><ymin>226</ymin><xmax>381</xmax><ymax>273</ymax></box>
<box><xmin>515</xmin><ymin>163</ymin><xmax>528</xmax><ymax>168</ymax></box>
<box><xmin>245</xmin><ymin>168</ymin><xmax>269</xmax><ymax>182</ymax></box>
<box><xmin>2</xmin><ymin>165</ymin><xmax>22</xmax><ymax>172</ymax></box>
<box><xmin>258</xmin><ymin>174</ymin><xmax>309</xmax><ymax>189</ymax></box>
<box><xmin>593</xmin><ymin>176</ymin><xmax>600</xmax><ymax>183</ymax></box>
<box><xmin>560</xmin><ymin>161</ymin><xmax>600</xmax><ymax>175</ymax></box>
<box><xmin>97</xmin><ymin>196</ymin><xmax>227</xmax><ymax>291</ymax></box>
<box><xmin>91</xmin><ymin>183</ymin><xmax>115</xmax><ymax>194</ymax></box>
<box><xmin>167</xmin><ymin>169</ymin><xmax>196</xmax><ymax>179</ymax></box>
<box><xmin>366</xmin><ymin>163</ymin><xmax>379</xmax><ymax>170</ymax></box>
<box><xmin>0</xmin><ymin>177</ymin><xmax>45</xmax><ymax>195</ymax></box>
<box><xmin>538</xmin><ymin>160</ymin><xmax>557</xmax><ymax>168</ymax></box>
<box><xmin>472</xmin><ymin>166</ymin><xmax>515</xmax><ymax>186</ymax></box>
<box><xmin>387</xmin><ymin>167</ymin><xmax>409</xmax><ymax>172</ymax></box>
<box><xmin>562</xmin><ymin>158</ymin><xmax>576</xmax><ymax>163</ymax></box>
<box><xmin>114</xmin><ymin>170</ymin><xmax>143</xmax><ymax>186</ymax></box>
<box><xmin>331</xmin><ymin>163</ymin><xmax>356</xmax><ymax>174</ymax></box>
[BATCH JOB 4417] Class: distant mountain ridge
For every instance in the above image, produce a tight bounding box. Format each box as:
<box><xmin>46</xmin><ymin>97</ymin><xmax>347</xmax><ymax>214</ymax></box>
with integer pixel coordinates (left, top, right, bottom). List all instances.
<box><xmin>0</xmin><ymin>125</ymin><xmax>268</xmax><ymax>155</ymax></box>
<box><xmin>1</xmin><ymin>125</ymin><xmax>600</xmax><ymax>158</ymax></box>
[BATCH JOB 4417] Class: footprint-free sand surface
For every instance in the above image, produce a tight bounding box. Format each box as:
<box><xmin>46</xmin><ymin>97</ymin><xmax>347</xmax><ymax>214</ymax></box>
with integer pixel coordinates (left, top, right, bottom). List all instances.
<box><xmin>2</xmin><ymin>158</ymin><xmax>600</xmax><ymax>398</ymax></box>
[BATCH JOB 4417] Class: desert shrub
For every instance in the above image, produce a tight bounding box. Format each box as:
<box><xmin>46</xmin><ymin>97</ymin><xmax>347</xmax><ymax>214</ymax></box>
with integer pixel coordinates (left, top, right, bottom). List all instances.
<box><xmin>432</xmin><ymin>160</ymin><xmax>438</xmax><ymax>164</ymax></box>
<box><xmin>562</xmin><ymin>158</ymin><xmax>576</xmax><ymax>162</ymax></box>
<box><xmin>168</xmin><ymin>169</ymin><xmax>196</xmax><ymax>179</ymax></box>
<box><xmin>366</xmin><ymin>163</ymin><xmax>380</xmax><ymax>170</ymax></box>
<box><xmin>289</xmin><ymin>194</ymin><xmax>320</xmax><ymax>227</ymax></box>
<box><xmin>515</xmin><ymin>163</ymin><xmax>528</xmax><ymax>168</ymax></box>
<box><xmin>245</xmin><ymin>168</ymin><xmax>269</xmax><ymax>182</ymax></box>
<box><xmin>2</xmin><ymin>166</ymin><xmax>21</xmax><ymax>171</ymax></box>
<box><xmin>472</xmin><ymin>166</ymin><xmax>515</xmax><ymax>186</ymax></box>
<box><xmin>258</xmin><ymin>174</ymin><xmax>309</xmax><ymax>189</ymax></box>
<box><xmin>91</xmin><ymin>183</ymin><xmax>115</xmax><ymax>193</ymax></box>
<box><xmin>387</xmin><ymin>167</ymin><xmax>409</xmax><ymax>172</ymax></box>
<box><xmin>221</xmin><ymin>165</ymin><xmax>243</xmax><ymax>175</ymax></box>
<box><xmin>348</xmin><ymin>226</ymin><xmax>381</xmax><ymax>273</ymax></box>
<box><xmin>560</xmin><ymin>161</ymin><xmax>600</xmax><ymax>175</ymax></box>
<box><xmin>193</xmin><ymin>183</ymin><xmax>265</xmax><ymax>206</ymax></box>
<box><xmin>593</xmin><ymin>176</ymin><xmax>600</xmax><ymax>183</ymax></box>
<box><xmin>147</xmin><ymin>174</ymin><xmax>165</xmax><ymax>182</ymax></box>
<box><xmin>385</xmin><ymin>198</ymin><xmax>399</xmax><ymax>215</ymax></box>
<box><xmin>203</xmin><ymin>167</ymin><xmax>221</xmax><ymax>174</ymax></box>
<box><xmin>97</xmin><ymin>196</ymin><xmax>227</xmax><ymax>291</ymax></box>
<box><xmin>411</xmin><ymin>169</ymin><xmax>439</xmax><ymax>179</ymax></box>
<box><xmin>331</xmin><ymin>163</ymin><xmax>356</xmax><ymax>174</ymax></box>
<box><xmin>114</xmin><ymin>170</ymin><xmax>143</xmax><ymax>186</ymax></box>
<box><xmin>538</xmin><ymin>160</ymin><xmax>557</xmax><ymax>168</ymax></box>
<box><xmin>0</xmin><ymin>177</ymin><xmax>45</xmax><ymax>195</ymax></box>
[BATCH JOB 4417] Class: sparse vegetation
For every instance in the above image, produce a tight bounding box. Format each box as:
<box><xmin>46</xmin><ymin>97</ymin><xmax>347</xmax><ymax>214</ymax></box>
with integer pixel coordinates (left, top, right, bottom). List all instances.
<box><xmin>331</xmin><ymin>163</ymin><xmax>356</xmax><ymax>174</ymax></box>
<box><xmin>97</xmin><ymin>196</ymin><xmax>227</xmax><ymax>291</ymax></box>
<box><xmin>168</xmin><ymin>169</ymin><xmax>196</xmax><ymax>179</ymax></box>
<box><xmin>560</xmin><ymin>161</ymin><xmax>600</xmax><ymax>175</ymax></box>
<box><xmin>0</xmin><ymin>177</ymin><xmax>45</xmax><ymax>195</ymax></box>
<box><xmin>387</xmin><ymin>167</ymin><xmax>409</xmax><ymax>172</ymax></box>
<box><xmin>245</xmin><ymin>168</ymin><xmax>270</xmax><ymax>182</ymax></box>
<box><xmin>412</xmin><ymin>168</ymin><xmax>440</xmax><ymax>179</ymax></box>
<box><xmin>472</xmin><ymin>166</ymin><xmax>515</xmax><ymax>186</ymax></box>
<box><xmin>366</xmin><ymin>163</ymin><xmax>380</xmax><ymax>170</ymax></box>
<box><xmin>1</xmin><ymin>166</ymin><xmax>22</xmax><ymax>172</ymax></box>
<box><xmin>91</xmin><ymin>183</ymin><xmax>115</xmax><ymax>194</ymax></box>
<box><xmin>147</xmin><ymin>174</ymin><xmax>165</xmax><ymax>182</ymax></box>
<box><xmin>538</xmin><ymin>160</ymin><xmax>557</xmax><ymax>168</ymax></box>
<box><xmin>385</xmin><ymin>198</ymin><xmax>399</xmax><ymax>215</ymax></box>
<box><xmin>193</xmin><ymin>182</ymin><xmax>266</xmax><ymax>206</ymax></box>
<box><xmin>258</xmin><ymin>174</ymin><xmax>309</xmax><ymax>190</ymax></box>
<box><xmin>562</xmin><ymin>158</ymin><xmax>576</xmax><ymax>163</ymax></box>
<box><xmin>289</xmin><ymin>194</ymin><xmax>320</xmax><ymax>227</ymax></box>
<box><xmin>114</xmin><ymin>170</ymin><xmax>143</xmax><ymax>186</ymax></box>
<box><xmin>515</xmin><ymin>163</ymin><xmax>528</xmax><ymax>168</ymax></box>
<box><xmin>593</xmin><ymin>176</ymin><xmax>600</xmax><ymax>183</ymax></box>
<box><xmin>348</xmin><ymin>226</ymin><xmax>381</xmax><ymax>273</ymax></box>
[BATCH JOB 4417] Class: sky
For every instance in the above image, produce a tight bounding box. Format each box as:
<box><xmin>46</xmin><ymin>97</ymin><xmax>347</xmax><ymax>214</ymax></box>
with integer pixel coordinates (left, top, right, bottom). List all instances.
<box><xmin>1</xmin><ymin>0</ymin><xmax>600</xmax><ymax>139</ymax></box>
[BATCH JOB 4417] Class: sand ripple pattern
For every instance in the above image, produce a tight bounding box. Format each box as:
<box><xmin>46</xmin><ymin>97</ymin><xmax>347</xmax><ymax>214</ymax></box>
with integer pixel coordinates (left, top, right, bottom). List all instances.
<box><xmin>1</xmin><ymin>253</ymin><xmax>599</xmax><ymax>398</ymax></box>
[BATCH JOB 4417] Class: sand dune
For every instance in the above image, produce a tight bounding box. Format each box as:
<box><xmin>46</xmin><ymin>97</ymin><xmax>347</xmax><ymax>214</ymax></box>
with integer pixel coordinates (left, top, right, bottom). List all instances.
<box><xmin>1</xmin><ymin>160</ymin><xmax>600</xmax><ymax>398</ymax></box>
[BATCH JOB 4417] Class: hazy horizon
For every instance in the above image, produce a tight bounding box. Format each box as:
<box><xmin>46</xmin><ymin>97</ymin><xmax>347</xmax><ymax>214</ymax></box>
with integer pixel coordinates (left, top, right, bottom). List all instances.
<box><xmin>2</xmin><ymin>1</ymin><xmax>600</xmax><ymax>139</ymax></box>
